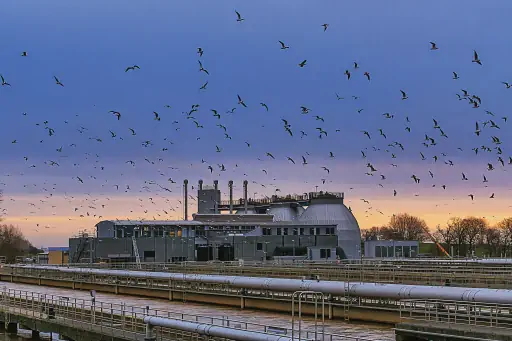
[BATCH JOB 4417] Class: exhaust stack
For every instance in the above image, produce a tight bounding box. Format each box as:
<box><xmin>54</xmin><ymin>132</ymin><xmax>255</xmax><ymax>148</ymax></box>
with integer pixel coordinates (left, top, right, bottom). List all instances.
<box><xmin>228</xmin><ymin>180</ymin><xmax>234</xmax><ymax>214</ymax></box>
<box><xmin>243</xmin><ymin>180</ymin><xmax>248</xmax><ymax>214</ymax></box>
<box><xmin>183</xmin><ymin>179</ymin><xmax>189</xmax><ymax>221</ymax></box>
<box><xmin>198</xmin><ymin>179</ymin><xmax>203</xmax><ymax>190</ymax></box>
<box><xmin>213</xmin><ymin>180</ymin><xmax>219</xmax><ymax>213</ymax></box>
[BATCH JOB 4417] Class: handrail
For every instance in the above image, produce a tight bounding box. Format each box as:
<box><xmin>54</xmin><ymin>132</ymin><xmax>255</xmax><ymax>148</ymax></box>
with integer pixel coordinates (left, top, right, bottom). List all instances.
<box><xmin>399</xmin><ymin>298</ymin><xmax>512</xmax><ymax>330</ymax></box>
<box><xmin>0</xmin><ymin>287</ymin><xmax>377</xmax><ymax>341</ymax></box>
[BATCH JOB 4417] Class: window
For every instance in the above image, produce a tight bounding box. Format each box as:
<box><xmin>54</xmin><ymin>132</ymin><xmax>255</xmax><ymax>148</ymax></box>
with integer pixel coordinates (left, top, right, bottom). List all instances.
<box><xmin>257</xmin><ymin>243</ymin><xmax>263</xmax><ymax>251</ymax></box>
<box><xmin>326</xmin><ymin>248</ymin><xmax>331</xmax><ymax>258</ymax></box>
<box><xmin>316</xmin><ymin>227</ymin><xmax>321</xmax><ymax>235</ymax></box>
<box><xmin>310</xmin><ymin>228</ymin><xmax>315</xmax><ymax>235</ymax></box>
<box><xmin>293</xmin><ymin>228</ymin><xmax>298</xmax><ymax>236</ymax></box>
<box><xmin>277</xmin><ymin>228</ymin><xmax>282</xmax><ymax>235</ymax></box>
<box><xmin>262</xmin><ymin>228</ymin><xmax>271</xmax><ymax>235</ymax></box>
<box><xmin>320</xmin><ymin>249</ymin><xmax>326</xmax><ymax>258</ymax></box>
<box><xmin>375</xmin><ymin>246</ymin><xmax>382</xmax><ymax>257</ymax></box>
<box><xmin>283</xmin><ymin>228</ymin><xmax>289</xmax><ymax>235</ymax></box>
<box><xmin>299</xmin><ymin>228</ymin><xmax>304</xmax><ymax>235</ymax></box>
<box><xmin>410</xmin><ymin>246</ymin><xmax>418</xmax><ymax>257</ymax></box>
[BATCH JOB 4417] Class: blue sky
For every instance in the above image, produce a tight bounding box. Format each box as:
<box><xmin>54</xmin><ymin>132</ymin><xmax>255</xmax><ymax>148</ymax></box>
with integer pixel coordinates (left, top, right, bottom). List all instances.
<box><xmin>1</xmin><ymin>1</ymin><xmax>512</xmax><ymax>245</ymax></box>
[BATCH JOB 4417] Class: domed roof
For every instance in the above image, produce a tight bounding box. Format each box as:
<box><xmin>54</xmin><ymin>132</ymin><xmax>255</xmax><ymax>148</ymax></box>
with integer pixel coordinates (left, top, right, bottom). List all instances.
<box><xmin>268</xmin><ymin>203</ymin><xmax>305</xmax><ymax>221</ymax></box>
<box><xmin>298</xmin><ymin>196</ymin><xmax>361</xmax><ymax>259</ymax></box>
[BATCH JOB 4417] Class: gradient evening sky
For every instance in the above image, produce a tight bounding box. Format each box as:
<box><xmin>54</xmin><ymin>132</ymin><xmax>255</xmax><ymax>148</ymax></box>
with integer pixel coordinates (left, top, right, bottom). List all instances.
<box><xmin>1</xmin><ymin>1</ymin><xmax>511</xmax><ymax>247</ymax></box>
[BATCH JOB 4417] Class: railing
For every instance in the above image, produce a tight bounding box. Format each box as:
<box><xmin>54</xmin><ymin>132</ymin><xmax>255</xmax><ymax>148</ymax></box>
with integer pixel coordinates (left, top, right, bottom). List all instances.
<box><xmin>43</xmin><ymin>260</ymin><xmax>512</xmax><ymax>288</ymax></box>
<box><xmin>399</xmin><ymin>299</ymin><xmax>512</xmax><ymax>330</ymax></box>
<box><xmin>217</xmin><ymin>192</ymin><xmax>343</xmax><ymax>207</ymax></box>
<box><xmin>0</xmin><ymin>287</ymin><xmax>377</xmax><ymax>341</ymax></box>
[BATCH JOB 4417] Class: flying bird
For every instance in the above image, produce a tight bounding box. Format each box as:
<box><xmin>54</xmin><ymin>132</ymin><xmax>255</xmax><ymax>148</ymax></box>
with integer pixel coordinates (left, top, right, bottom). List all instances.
<box><xmin>1</xmin><ymin>75</ymin><xmax>10</xmax><ymax>86</ymax></box>
<box><xmin>364</xmin><ymin>72</ymin><xmax>370</xmax><ymax>81</ymax></box>
<box><xmin>54</xmin><ymin>76</ymin><xmax>64</xmax><ymax>86</ymax></box>
<box><xmin>237</xmin><ymin>94</ymin><xmax>247</xmax><ymax>107</ymax></box>
<box><xmin>235</xmin><ymin>10</ymin><xmax>244</xmax><ymax>22</ymax></box>
<box><xmin>321</xmin><ymin>24</ymin><xmax>329</xmax><ymax>31</ymax></box>
<box><xmin>472</xmin><ymin>50</ymin><xmax>482</xmax><ymax>65</ymax></box>
<box><xmin>198</xmin><ymin>60</ymin><xmax>209</xmax><ymax>75</ymax></box>
<box><xmin>429</xmin><ymin>42</ymin><xmax>439</xmax><ymax>50</ymax></box>
<box><xmin>400</xmin><ymin>90</ymin><xmax>408</xmax><ymax>100</ymax></box>
<box><xmin>298</xmin><ymin>60</ymin><xmax>307</xmax><ymax>68</ymax></box>
<box><xmin>279</xmin><ymin>41</ymin><xmax>289</xmax><ymax>49</ymax></box>
<box><xmin>260</xmin><ymin>103</ymin><xmax>269</xmax><ymax>111</ymax></box>
<box><xmin>125</xmin><ymin>65</ymin><xmax>140</xmax><ymax>72</ymax></box>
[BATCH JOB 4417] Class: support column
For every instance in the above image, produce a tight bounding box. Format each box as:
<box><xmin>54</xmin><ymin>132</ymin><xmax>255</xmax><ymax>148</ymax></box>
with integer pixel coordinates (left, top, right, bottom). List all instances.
<box><xmin>145</xmin><ymin>323</ymin><xmax>156</xmax><ymax>341</ymax></box>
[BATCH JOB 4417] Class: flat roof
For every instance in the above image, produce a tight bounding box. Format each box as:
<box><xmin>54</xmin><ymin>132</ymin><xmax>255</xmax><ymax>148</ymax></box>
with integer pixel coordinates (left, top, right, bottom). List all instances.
<box><xmin>97</xmin><ymin>219</ymin><xmax>337</xmax><ymax>227</ymax></box>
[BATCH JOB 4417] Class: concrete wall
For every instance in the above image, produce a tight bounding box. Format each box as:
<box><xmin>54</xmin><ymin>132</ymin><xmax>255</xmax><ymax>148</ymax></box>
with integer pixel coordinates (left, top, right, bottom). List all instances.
<box><xmin>70</xmin><ymin>234</ymin><xmax>338</xmax><ymax>263</ymax></box>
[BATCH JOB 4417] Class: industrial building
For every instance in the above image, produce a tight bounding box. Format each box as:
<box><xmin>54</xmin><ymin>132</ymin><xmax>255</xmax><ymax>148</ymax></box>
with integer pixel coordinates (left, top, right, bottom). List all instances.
<box><xmin>69</xmin><ymin>180</ymin><xmax>361</xmax><ymax>263</ymax></box>
<box><xmin>363</xmin><ymin>240</ymin><xmax>419</xmax><ymax>258</ymax></box>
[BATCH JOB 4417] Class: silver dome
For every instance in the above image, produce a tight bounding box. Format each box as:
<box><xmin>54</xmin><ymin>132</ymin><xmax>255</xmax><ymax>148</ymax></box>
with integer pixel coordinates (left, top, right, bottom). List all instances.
<box><xmin>267</xmin><ymin>203</ymin><xmax>305</xmax><ymax>221</ymax></box>
<box><xmin>298</xmin><ymin>196</ymin><xmax>361</xmax><ymax>259</ymax></box>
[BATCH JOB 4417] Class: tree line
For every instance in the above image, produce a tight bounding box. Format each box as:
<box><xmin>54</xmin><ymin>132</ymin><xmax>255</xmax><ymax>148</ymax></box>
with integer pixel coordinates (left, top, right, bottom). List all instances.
<box><xmin>361</xmin><ymin>213</ymin><xmax>512</xmax><ymax>257</ymax></box>
<box><xmin>0</xmin><ymin>190</ymin><xmax>39</xmax><ymax>262</ymax></box>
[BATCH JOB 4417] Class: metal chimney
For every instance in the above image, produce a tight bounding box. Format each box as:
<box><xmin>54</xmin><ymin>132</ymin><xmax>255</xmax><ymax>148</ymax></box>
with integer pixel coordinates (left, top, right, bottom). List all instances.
<box><xmin>213</xmin><ymin>180</ymin><xmax>218</xmax><ymax>190</ymax></box>
<box><xmin>198</xmin><ymin>179</ymin><xmax>203</xmax><ymax>190</ymax></box>
<box><xmin>243</xmin><ymin>180</ymin><xmax>248</xmax><ymax>214</ymax></box>
<box><xmin>183</xmin><ymin>179</ymin><xmax>189</xmax><ymax>221</ymax></box>
<box><xmin>228</xmin><ymin>180</ymin><xmax>234</xmax><ymax>214</ymax></box>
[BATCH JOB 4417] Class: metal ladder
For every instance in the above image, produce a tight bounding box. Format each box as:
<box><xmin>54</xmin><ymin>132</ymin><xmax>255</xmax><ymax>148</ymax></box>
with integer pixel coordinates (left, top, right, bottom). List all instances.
<box><xmin>132</xmin><ymin>236</ymin><xmax>142</xmax><ymax>269</ymax></box>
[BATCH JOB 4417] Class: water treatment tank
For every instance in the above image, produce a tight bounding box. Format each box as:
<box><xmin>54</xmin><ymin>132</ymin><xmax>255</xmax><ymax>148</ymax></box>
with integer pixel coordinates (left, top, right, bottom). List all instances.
<box><xmin>298</xmin><ymin>193</ymin><xmax>361</xmax><ymax>259</ymax></box>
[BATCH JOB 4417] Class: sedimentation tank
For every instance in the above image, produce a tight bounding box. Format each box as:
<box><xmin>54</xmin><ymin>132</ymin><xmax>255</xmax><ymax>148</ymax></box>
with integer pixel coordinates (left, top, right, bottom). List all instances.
<box><xmin>14</xmin><ymin>265</ymin><xmax>512</xmax><ymax>305</ymax></box>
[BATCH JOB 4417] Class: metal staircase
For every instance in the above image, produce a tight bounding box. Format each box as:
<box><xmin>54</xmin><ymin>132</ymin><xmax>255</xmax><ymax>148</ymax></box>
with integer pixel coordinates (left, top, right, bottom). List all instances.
<box><xmin>132</xmin><ymin>236</ymin><xmax>142</xmax><ymax>269</ymax></box>
<box><xmin>72</xmin><ymin>239</ymin><xmax>86</xmax><ymax>263</ymax></box>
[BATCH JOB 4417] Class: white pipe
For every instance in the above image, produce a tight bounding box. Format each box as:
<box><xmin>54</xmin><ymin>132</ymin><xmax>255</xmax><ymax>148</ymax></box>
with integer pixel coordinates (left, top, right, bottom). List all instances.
<box><xmin>143</xmin><ymin>316</ymin><xmax>293</xmax><ymax>341</ymax></box>
<box><xmin>11</xmin><ymin>265</ymin><xmax>512</xmax><ymax>305</ymax></box>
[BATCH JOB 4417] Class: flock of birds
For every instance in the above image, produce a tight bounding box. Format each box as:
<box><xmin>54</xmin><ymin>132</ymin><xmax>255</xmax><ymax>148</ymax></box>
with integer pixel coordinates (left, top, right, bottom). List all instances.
<box><xmin>1</xmin><ymin>9</ymin><xmax>511</xmax><ymax>238</ymax></box>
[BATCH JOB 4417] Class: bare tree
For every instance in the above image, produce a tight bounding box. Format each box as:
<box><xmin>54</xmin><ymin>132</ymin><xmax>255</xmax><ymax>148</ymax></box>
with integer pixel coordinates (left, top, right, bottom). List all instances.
<box><xmin>434</xmin><ymin>224</ymin><xmax>455</xmax><ymax>255</ymax></box>
<box><xmin>361</xmin><ymin>226</ymin><xmax>384</xmax><ymax>241</ymax></box>
<box><xmin>0</xmin><ymin>224</ymin><xmax>36</xmax><ymax>262</ymax></box>
<box><xmin>383</xmin><ymin>213</ymin><xmax>428</xmax><ymax>241</ymax></box>
<box><xmin>460</xmin><ymin>217</ymin><xmax>487</xmax><ymax>255</ymax></box>
<box><xmin>497</xmin><ymin>217</ymin><xmax>512</xmax><ymax>256</ymax></box>
<box><xmin>448</xmin><ymin>217</ymin><xmax>467</xmax><ymax>256</ymax></box>
<box><xmin>483</xmin><ymin>226</ymin><xmax>502</xmax><ymax>257</ymax></box>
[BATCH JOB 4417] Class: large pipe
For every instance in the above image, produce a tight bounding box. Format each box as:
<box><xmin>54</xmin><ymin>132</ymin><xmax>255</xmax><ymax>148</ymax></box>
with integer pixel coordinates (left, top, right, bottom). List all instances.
<box><xmin>144</xmin><ymin>316</ymin><xmax>293</xmax><ymax>341</ymax></box>
<box><xmin>228</xmin><ymin>180</ymin><xmax>234</xmax><ymax>214</ymax></box>
<box><xmin>183</xmin><ymin>179</ymin><xmax>189</xmax><ymax>221</ymax></box>
<box><xmin>198</xmin><ymin>179</ymin><xmax>203</xmax><ymax>191</ymax></box>
<box><xmin>243</xmin><ymin>180</ymin><xmax>248</xmax><ymax>214</ymax></box>
<box><xmin>16</xmin><ymin>265</ymin><xmax>512</xmax><ymax>305</ymax></box>
<box><xmin>213</xmin><ymin>180</ymin><xmax>218</xmax><ymax>191</ymax></box>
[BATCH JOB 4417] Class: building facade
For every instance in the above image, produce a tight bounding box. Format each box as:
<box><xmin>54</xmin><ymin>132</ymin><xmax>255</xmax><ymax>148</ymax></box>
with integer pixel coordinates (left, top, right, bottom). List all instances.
<box><xmin>69</xmin><ymin>183</ymin><xmax>362</xmax><ymax>263</ymax></box>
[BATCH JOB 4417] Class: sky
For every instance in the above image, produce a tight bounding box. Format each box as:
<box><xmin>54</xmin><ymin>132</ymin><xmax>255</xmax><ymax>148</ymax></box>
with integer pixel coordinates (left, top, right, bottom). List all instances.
<box><xmin>1</xmin><ymin>1</ymin><xmax>512</xmax><ymax>247</ymax></box>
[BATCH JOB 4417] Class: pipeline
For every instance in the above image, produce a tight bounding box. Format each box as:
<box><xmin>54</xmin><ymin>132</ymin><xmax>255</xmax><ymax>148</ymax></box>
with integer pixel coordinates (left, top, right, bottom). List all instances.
<box><xmin>10</xmin><ymin>265</ymin><xmax>512</xmax><ymax>305</ymax></box>
<box><xmin>144</xmin><ymin>316</ymin><xmax>294</xmax><ymax>341</ymax></box>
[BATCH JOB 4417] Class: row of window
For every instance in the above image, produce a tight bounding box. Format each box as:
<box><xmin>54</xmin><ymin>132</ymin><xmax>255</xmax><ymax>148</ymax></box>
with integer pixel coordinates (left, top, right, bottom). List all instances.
<box><xmin>374</xmin><ymin>245</ymin><xmax>418</xmax><ymax>258</ymax></box>
<box><xmin>263</xmin><ymin>227</ymin><xmax>336</xmax><ymax>236</ymax></box>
